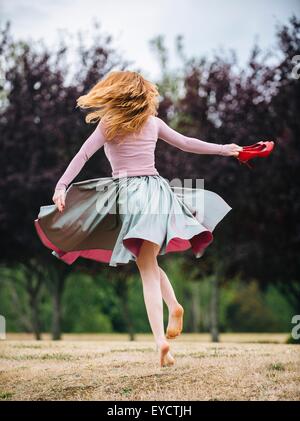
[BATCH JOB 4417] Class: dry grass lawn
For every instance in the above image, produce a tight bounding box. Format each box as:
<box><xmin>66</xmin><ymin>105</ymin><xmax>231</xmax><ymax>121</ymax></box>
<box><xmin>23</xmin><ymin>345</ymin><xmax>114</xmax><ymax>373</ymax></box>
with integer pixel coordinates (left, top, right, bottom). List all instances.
<box><xmin>0</xmin><ymin>333</ymin><xmax>299</xmax><ymax>401</ymax></box>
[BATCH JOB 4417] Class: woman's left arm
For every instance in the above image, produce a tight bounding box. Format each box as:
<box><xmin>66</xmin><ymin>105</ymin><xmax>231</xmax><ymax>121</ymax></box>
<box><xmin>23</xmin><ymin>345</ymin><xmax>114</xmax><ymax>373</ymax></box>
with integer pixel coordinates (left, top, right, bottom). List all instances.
<box><xmin>156</xmin><ymin>117</ymin><xmax>242</xmax><ymax>157</ymax></box>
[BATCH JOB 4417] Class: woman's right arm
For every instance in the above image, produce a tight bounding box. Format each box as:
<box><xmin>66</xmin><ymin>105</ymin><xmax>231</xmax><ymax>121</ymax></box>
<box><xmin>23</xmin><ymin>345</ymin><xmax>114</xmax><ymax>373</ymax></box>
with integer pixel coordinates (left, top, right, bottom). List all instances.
<box><xmin>52</xmin><ymin>120</ymin><xmax>106</xmax><ymax>212</ymax></box>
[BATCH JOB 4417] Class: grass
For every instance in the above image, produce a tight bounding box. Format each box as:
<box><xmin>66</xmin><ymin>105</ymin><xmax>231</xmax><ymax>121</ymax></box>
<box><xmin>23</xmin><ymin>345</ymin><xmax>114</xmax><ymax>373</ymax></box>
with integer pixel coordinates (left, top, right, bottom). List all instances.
<box><xmin>121</xmin><ymin>387</ymin><xmax>133</xmax><ymax>397</ymax></box>
<box><xmin>268</xmin><ymin>362</ymin><xmax>285</xmax><ymax>371</ymax></box>
<box><xmin>0</xmin><ymin>352</ymin><xmax>76</xmax><ymax>361</ymax></box>
<box><xmin>0</xmin><ymin>333</ymin><xmax>299</xmax><ymax>401</ymax></box>
<box><xmin>0</xmin><ymin>392</ymin><xmax>13</xmax><ymax>400</ymax></box>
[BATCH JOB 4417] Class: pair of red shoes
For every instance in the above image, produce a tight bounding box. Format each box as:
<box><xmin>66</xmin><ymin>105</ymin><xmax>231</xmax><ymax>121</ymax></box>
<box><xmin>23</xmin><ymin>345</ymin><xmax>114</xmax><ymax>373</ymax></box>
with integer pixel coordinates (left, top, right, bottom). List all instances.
<box><xmin>236</xmin><ymin>141</ymin><xmax>275</xmax><ymax>168</ymax></box>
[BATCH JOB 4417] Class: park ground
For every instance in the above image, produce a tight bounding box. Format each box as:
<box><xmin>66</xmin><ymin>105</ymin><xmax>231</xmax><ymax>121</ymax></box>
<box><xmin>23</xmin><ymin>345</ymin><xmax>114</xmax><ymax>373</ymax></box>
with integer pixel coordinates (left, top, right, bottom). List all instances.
<box><xmin>0</xmin><ymin>333</ymin><xmax>299</xmax><ymax>401</ymax></box>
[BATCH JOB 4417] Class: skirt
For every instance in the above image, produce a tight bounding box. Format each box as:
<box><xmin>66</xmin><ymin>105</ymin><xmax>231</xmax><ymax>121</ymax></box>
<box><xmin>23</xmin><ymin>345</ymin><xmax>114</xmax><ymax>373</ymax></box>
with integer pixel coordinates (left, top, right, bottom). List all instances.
<box><xmin>34</xmin><ymin>174</ymin><xmax>232</xmax><ymax>267</ymax></box>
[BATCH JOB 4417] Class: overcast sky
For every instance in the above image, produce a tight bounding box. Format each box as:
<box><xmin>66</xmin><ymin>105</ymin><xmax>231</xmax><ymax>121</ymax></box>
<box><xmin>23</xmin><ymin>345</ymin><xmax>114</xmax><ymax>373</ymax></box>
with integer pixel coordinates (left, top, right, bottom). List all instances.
<box><xmin>1</xmin><ymin>0</ymin><xmax>299</xmax><ymax>80</ymax></box>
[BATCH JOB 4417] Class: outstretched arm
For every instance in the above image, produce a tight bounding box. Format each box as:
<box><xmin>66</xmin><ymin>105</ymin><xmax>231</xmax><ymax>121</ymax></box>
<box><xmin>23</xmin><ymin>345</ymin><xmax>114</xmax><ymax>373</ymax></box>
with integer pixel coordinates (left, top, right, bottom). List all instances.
<box><xmin>53</xmin><ymin>120</ymin><xmax>106</xmax><ymax>212</ymax></box>
<box><xmin>156</xmin><ymin>117</ymin><xmax>241</xmax><ymax>156</ymax></box>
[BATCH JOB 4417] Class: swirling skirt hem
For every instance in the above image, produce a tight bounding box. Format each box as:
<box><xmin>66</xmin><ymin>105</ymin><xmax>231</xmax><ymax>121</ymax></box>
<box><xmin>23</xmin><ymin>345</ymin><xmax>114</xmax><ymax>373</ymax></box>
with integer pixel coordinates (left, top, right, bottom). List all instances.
<box><xmin>34</xmin><ymin>218</ymin><xmax>213</xmax><ymax>267</ymax></box>
<box><xmin>33</xmin><ymin>175</ymin><xmax>231</xmax><ymax>267</ymax></box>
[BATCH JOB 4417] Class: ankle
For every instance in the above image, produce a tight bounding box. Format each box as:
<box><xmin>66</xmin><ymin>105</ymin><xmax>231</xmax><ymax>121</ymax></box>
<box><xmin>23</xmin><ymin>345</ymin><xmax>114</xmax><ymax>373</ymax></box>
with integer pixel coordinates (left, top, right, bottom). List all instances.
<box><xmin>156</xmin><ymin>337</ymin><xmax>168</xmax><ymax>348</ymax></box>
<box><xmin>168</xmin><ymin>301</ymin><xmax>182</xmax><ymax>313</ymax></box>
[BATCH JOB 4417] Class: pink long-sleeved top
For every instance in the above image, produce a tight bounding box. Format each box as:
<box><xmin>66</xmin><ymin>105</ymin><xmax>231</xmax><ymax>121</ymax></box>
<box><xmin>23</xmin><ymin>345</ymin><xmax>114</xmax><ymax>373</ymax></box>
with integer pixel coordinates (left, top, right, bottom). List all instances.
<box><xmin>55</xmin><ymin>115</ymin><xmax>227</xmax><ymax>191</ymax></box>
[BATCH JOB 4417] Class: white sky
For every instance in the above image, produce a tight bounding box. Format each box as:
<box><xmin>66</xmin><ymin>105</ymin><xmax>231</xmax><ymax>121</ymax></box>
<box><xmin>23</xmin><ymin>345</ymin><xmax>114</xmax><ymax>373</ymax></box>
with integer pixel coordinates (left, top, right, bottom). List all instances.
<box><xmin>1</xmin><ymin>0</ymin><xmax>299</xmax><ymax>80</ymax></box>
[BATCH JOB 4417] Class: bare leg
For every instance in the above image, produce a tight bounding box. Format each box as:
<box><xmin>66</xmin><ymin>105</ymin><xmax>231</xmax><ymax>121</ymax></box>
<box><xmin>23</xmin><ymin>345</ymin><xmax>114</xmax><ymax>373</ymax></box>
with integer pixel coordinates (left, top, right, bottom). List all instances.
<box><xmin>159</xmin><ymin>266</ymin><xmax>180</xmax><ymax>310</ymax></box>
<box><xmin>159</xmin><ymin>267</ymin><xmax>184</xmax><ymax>339</ymax></box>
<box><xmin>136</xmin><ymin>240</ymin><xmax>175</xmax><ymax>367</ymax></box>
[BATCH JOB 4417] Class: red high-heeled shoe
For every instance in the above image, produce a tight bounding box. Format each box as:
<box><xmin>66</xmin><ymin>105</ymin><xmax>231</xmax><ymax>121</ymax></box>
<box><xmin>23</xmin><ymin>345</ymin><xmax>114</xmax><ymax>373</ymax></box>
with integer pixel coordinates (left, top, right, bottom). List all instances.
<box><xmin>242</xmin><ymin>141</ymin><xmax>265</xmax><ymax>150</ymax></box>
<box><xmin>237</xmin><ymin>141</ymin><xmax>275</xmax><ymax>168</ymax></box>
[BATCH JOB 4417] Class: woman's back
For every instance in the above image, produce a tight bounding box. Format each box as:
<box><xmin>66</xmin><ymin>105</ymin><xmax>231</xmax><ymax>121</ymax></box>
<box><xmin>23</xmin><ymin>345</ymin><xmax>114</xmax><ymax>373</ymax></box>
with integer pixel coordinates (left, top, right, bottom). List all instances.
<box><xmin>104</xmin><ymin>115</ymin><xmax>159</xmax><ymax>178</ymax></box>
<box><xmin>54</xmin><ymin>114</ymin><xmax>229</xmax><ymax>191</ymax></box>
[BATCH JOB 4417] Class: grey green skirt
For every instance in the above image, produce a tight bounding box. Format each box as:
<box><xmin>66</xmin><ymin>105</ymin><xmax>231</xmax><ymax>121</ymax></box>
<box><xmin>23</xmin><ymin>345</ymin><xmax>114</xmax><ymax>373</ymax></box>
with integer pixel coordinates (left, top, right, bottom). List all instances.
<box><xmin>34</xmin><ymin>175</ymin><xmax>232</xmax><ymax>267</ymax></box>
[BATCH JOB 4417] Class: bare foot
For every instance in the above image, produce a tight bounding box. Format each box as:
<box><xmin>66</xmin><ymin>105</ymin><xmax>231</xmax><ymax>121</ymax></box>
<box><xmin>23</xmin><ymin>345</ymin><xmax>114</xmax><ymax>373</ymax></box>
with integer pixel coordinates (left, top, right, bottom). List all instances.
<box><xmin>166</xmin><ymin>304</ymin><xmax>184</xmax><ymax>339</ymax></box>
<box><xmin>159</xmin><ymin>341</ymin><xmax>175</xmax><ymax>367</ymax></box>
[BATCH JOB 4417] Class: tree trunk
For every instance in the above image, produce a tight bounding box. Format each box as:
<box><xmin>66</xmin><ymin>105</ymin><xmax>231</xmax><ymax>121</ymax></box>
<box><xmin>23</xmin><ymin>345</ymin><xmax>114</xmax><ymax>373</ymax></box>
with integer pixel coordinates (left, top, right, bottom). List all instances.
<box><xmin>118</xmin><ymin>278</ymin><xmax>135</xmax><ymax>341</ymax></box>
<box><xmin>182</xmin><ymin>286</ymin><xmax>193</xmax><ymax>332</ymax></box>
<box><xmin>48</xmin><ymin>267</ymin><xmax>67</xmax><ymax>341</ymax></box>
<box><xmin>52</xmin><ymin>287</ymin><xmax>61</xmax><ymax>340</ymax></box>
<box><xmin>29</xmin><ymin>292</ymin><xmax>42</xmax><ymax>340</ymax></box>
<box><xmin>210</xmin><ymin>276</ymin><xmax>219</xmax><ymax>342</ymax></box>
<box><xmin>123</xmin><ymin>295</ymin><xmax>135</xmax><ymax>341</ymax></box>
<box><xmin>190</xmin><ymin>282</ymin><xmax>201</xmax><ymax>332</ymax></box>
<box><xmin>21</xmin><ymin>262</ymin><xmax>43</xmax><ymax>340</ymax></box>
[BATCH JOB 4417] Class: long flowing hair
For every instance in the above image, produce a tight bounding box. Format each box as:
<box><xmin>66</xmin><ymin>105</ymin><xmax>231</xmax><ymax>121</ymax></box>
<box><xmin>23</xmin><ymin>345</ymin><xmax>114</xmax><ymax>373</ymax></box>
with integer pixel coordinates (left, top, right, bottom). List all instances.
<box><xmin>76</xmin><ymin>70</ymin><xmax>160</xmax><ymax>142</ymax></box>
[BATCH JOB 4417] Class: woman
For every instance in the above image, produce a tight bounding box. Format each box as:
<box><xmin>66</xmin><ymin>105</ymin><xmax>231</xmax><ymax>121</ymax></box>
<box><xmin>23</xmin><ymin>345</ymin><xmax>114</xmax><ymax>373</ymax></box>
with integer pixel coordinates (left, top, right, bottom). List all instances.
<box><xmin>34</xmin><ymin>70</ymin><xmax>242</xmax><ymax>367</ymax></box>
